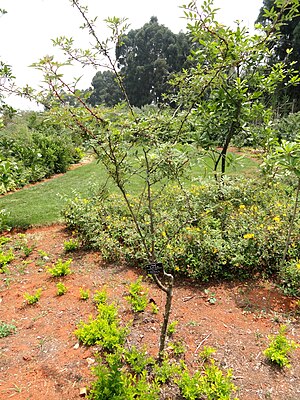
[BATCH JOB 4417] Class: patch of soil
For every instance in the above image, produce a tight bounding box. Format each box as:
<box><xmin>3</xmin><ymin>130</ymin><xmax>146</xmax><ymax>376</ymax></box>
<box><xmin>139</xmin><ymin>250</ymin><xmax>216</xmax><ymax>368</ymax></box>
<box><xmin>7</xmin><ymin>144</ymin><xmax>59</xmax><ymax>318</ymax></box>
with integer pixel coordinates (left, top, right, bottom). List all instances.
<box><xmin>0</xmin><ymin>225</ymin><xmax>299</xmax><ymax>400</ymax></box>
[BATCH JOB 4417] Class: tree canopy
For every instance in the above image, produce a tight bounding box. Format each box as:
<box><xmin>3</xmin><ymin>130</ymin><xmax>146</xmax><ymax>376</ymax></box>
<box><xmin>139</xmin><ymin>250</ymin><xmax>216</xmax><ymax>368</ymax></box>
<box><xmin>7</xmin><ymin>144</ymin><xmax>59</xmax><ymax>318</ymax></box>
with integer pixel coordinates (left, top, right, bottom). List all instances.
<box><xmin>114</xmin><ymin>17</ymin><xmax>191</xmax><ymax>107</ymax></box>
<box><xmin>257</xmin><ymin>0</ymin><xmax>300</xmax><ymax>113</ymax></box>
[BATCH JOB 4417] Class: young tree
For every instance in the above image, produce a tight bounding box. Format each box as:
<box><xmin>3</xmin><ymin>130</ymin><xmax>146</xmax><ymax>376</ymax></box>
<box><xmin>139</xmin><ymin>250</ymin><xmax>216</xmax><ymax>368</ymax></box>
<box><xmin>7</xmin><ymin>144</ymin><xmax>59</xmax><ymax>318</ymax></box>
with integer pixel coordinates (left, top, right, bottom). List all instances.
<box><xmin>32</xmin><ymin>0</ymin><xmax>193</xmax><ymax>360</ymax></box>
<box><xmin>257</xmin><ymin>0</ymin><xmax>300</xmax><ymax>113</ymax></box>
<box><xmin>170</xmin><ymin>0</ymin><xmax>300</xmax><ymax>180</ymax></box>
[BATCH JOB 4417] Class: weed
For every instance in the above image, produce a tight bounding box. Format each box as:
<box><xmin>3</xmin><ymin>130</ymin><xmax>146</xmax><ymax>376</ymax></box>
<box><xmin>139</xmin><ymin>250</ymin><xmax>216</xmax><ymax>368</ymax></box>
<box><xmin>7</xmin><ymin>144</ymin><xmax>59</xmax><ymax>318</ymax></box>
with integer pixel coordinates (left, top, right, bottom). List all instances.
<box><xmin>264</xmin><ymin>325</ymin><xmax>298</xmax><ymax>368</ymax></box>
<box><xmin>125</xmin><ymin>276</ymin><xmax>148</xmax><ymax>312</ymax></box>
<box><xmin>167</xmin><ymin>320</ymin><xmax>178</xmax><ymax>337</ymax></box>
<box><xmin>24</xmin><ymin>288</ymin><xmax>42</xmax><ymax>305</ymax></box>
<box><xmin>0</xmin><ymin>321</ymin><xmax>17</xmax><ymax>338</ymax></box>
<box><xmin>63</xmin><ymin>238</ymin><xmax>79</xmax><ymax>252</ymax></box>
<box><xmin>38</xmin><ymin>249</ymin><xmax>49</xmax><ymax>259</ymax></box>
<box><xmin>22</xmin><ymin>244</ymin><xmax>35</xmax><ymax>257</ymax></box>
<box><xmin>80</xmin><ymin>287</ymin><xmax>90</xmax><ymax>300</ymax></box>
<box><xmin>47</xmin><ymin>258</ymin><xmax>72</xmax><ymax>277</ymax></box>
<box><xmin>56</xmin><ymin>282</ymin><xmax>68</xmax><ymax>296</ymax></box>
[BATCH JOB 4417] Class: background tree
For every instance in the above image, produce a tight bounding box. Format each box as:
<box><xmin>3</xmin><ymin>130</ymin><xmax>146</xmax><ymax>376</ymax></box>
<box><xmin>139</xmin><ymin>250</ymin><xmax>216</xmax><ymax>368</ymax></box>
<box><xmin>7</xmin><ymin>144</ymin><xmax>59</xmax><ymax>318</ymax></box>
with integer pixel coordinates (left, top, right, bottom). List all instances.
<box><xmin>116</xmin><ymin>16</ymin><xmax>191</xmax><ymax>107</ymax></box>
<box><xmin>257</xmin><ymin>0</ymin><xmax>300</xmax><ymax>113</ymax></box>
<box><xmin>170</xmin><ymin>0</ymin><xmax>300</xmax><ymax>180</ymax></box>
<box><xmin>88</xmin><ymin>70</ymin><xmax>124</xmax><ymax>106</ymax></box>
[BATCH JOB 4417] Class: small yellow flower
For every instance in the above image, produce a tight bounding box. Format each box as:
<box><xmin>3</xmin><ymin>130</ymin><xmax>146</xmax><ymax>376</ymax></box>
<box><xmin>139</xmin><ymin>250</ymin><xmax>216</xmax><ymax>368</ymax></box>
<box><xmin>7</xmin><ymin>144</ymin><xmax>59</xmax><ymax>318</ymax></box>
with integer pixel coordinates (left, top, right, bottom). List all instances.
<box><xmin>243</xmin><ymin>233</ymin><xmax>255</xmax><ymax>239</ymax></box>
<box><xmin>273</xmin><ymin>216</ymin><xmax>281</xmax><ymax>223</ymax></box>
<box><xmin>296</xmin><ymin>263</ymin><xmax>300</xmax><ymax>270</ymax></box>
<box><xmin>239</xmin><ymin>204</ymin><xmax>246</xmax><ymax>210</ymax></box>
<box><xmin>175</xmin><ymin>266</ymin><xmax>180</xmax><ymax>271</ymax></box>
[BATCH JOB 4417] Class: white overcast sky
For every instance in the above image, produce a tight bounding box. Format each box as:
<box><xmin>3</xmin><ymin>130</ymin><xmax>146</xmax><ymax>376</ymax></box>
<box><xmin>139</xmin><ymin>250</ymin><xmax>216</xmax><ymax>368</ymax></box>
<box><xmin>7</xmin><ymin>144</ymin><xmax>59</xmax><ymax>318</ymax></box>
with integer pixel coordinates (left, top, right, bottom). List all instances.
<box><xmin>0</xmin><ymin>0</ymin><xmax>263</xmax><ymax>110</ymax></box>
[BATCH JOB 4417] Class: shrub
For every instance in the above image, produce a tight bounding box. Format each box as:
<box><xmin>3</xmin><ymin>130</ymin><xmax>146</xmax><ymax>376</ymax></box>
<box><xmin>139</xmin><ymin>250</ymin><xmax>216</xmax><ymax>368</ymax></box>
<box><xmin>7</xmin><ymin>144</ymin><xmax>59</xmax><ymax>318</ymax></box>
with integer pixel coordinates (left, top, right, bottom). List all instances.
<box><xmin>56</xmin><ymin>282</ymin><xmax>68</xmax><ymax>296</ymax></box>
<box><xmin>264</xmin><ymin>325</ymin><xmax>298</xmax><ymax>368</ymax></box>
<box><xmin>0</xmin><ymin>321</ymin><xmax>17</xmax><ymax>338</ymax></box>
<box><xmin>63</xmin><ymin>178</ymin><xmax>300</xmax><ymax>282</ymax></box>
<box><xmin>0</xmin><ymin>112</ymin><xmax>84</xmax><ymax>194</ymax></box>
<box><xmin>63</xmin><ymin>238</ymin><xmax>79</xmax><ymax>252</ymax></box>
<box><xmin>279</xmin><ymin>259</ymin><xmax>300</xmax><ymax>297</ymax></box>
<box><xmin>79</xmin><ymin>288</ymin><xmax>90</xmax><ymax>300</ymax></box>
<box><xmin>125</xmin><ymin>277</ymin><xmax>148</xmax><ymax>312</ymax></box>
<box><xmin>74</xmin><ymin>302</ymin><xmax>128</xmax><ymax>350</ymax></box>
<box><xmin>47</xmin><ymin>258</ymin><xmax>72</xmax><ymax>277</ymax></box>
<box><xmin>24</xmin><ymin>288</ymin><xmax>42</xmax><ymax>305</ymax></box>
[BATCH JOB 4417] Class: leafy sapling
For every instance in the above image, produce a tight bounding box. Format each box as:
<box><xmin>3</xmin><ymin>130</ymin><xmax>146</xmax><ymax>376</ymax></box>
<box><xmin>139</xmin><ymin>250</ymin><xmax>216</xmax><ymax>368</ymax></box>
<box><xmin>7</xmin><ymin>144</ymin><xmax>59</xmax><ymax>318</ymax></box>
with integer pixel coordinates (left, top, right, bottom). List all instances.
<box><xmin>167</xmin><ymin>320</ymin><xmax>178</xmax><ymax>337</ymax></box>
<box><xmin>0</xmin><ymin>321</ymin><xmax>17</xmax><ymax>338</ymax></box>
<box><xmin>125</xmin><ymin>277</ymin><xmax>149</xmax><ymax>312</ymax></box>
<box><xmin>56</xmin><ymin>282</ymin><xmax>68</xmax><ymax>296</ymax></box>
<box><xmin>79</xmin><ymin>287</ymin><xmax>90</xmax><ymax>300</ymax></box>
<box><xmin>63</xmin><ymin>238</ymin><xmax>79</xmax><ymax>252</ymax></box>
<box><xmin>264</xmin><ymin>325</ymin><xmax>298</xmax><ymax>368</ymax></box>
<box><xmin>24</xmin><ymin>288</ymin><xmax>42</xmax><ymax>305</ymax></box>
<box><xmin>47</xmin><ymin>258</ymin><xmax>72</xmax><ymax>277</ymax></box>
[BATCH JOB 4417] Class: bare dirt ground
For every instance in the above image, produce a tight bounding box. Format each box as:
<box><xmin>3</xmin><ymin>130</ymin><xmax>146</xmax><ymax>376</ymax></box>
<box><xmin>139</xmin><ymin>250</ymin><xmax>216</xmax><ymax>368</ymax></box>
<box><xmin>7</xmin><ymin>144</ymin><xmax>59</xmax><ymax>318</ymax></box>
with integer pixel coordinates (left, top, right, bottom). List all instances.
<box><xmin>0</xmin><ymin>224</ymin><xmax>300</xmax><ymax>400</ymax></box>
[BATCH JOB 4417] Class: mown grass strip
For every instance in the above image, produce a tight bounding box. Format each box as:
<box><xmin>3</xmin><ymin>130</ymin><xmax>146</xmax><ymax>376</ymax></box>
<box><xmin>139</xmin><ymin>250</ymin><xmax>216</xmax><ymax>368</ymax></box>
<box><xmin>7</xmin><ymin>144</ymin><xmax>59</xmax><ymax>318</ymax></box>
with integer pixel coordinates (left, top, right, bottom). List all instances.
<box><xmin>0</xmin><ymin>152</ymin><xmax>259</xmax><ymax>229</ymax></box>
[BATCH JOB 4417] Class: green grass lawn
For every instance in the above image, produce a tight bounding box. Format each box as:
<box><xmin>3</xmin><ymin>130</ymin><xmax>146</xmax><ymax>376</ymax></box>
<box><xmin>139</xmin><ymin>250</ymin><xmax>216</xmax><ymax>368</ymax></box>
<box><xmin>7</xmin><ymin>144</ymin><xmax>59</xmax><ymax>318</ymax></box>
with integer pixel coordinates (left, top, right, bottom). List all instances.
<box><xmin>0</xmin><ymin>152</ymin><xmax>259</xmax><ymax>229</ymax></box>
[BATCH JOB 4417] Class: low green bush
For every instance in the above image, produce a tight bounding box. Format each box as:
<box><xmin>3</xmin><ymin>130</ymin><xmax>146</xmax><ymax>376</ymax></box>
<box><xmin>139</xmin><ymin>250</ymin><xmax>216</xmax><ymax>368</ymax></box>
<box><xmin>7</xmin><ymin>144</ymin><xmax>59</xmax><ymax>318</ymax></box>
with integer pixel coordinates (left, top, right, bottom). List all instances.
<box><xmin>264</xmin><ymin>325</ymin><xmax>298</xmax><ymax>368</ymax></box>
<box><xmin>0</xmin><ymin>112</ymin><xmax>84</xmax><ymax>194</ymax></box>
<box><xmin>63</xmin><ymin>178</ymin><xmax>300</xmax><ymax>281</ymax></box>
<box><xmin>279</xmin><ymin>259</ymin><xmax>300</xmax><ymax>297</ymax></box>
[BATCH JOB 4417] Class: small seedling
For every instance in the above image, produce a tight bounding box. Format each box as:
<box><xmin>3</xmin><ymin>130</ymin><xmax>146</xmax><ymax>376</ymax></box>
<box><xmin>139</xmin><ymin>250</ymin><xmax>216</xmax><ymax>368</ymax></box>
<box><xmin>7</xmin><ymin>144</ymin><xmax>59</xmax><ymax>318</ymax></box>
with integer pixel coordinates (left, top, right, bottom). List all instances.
<box><xmin>63</xmin><ymin>238</ymin><xmax>79</xmax><ymax>252</ymax></box>
<box><xmin>125</xmin><ymin>276</ymin><xmax>148</xmax><ymax>312</ymax></box>
<box><xmin>47</xmin><ymin>258</ymin><xmax>72</xmax><ymax>277</ymax></box>
<box><xmin>22</xmin><ymin>244</ymin><xmax>35</xmax><ymax>257</ymax></box>
<box><xmin>204</xmin><ymin>289</ymin><xmax>217</xmax><ymax>304</ymax></box>
<box><xmin>0</xmin><ymin>236</ymin><xmax>10</xmax><ymax>246</ymax></box>
<box><xmin>0</xmin><ymin>249</ymin><xmax>14</xmax><ymax>272</ymax></box>
<box><xmin>264</xmin><ymin>325</ymin><xmax>298</xmax><ymax>368</ymax></box>
<box><xmin>167</xmin><ymin>320</ymin><xmax>178</xmax><ymax>337</ymax></box>
<box><xmin>150</xmin><ymin>302</ymin><xmax>159</xmax><ymax>315</ymax></box>
<box><xmin>80</xmin><ymin>288</ymin><xmax>90</xmax><ymax>300</ymax></box>
<box><xmin>168</xmin><ymin>340</ymin><xmax>185</xmax><ymax>356</ymax></box>
<box><xmin>24</xmin><ymin>288</ymin><xmax>42</xmax><ymax>305</ymax></box>
<box><xmin>198</xmin><ymin>346</ymin><xmax>216</xmax><ymax>362</ymax></box>
<box><xmin>0</xmin><ymin>321</ymin><xmax>17</xmax><ymax>338</ymax></box>
<box><xmin>93</xmin><ymin>289</ymin><xmax>108</xmax><ymax>305</ymax></box>
<box><xmin>56</xmin><ymin>282</ymin><xmax>68</xmax><ymax>296</ymax></box>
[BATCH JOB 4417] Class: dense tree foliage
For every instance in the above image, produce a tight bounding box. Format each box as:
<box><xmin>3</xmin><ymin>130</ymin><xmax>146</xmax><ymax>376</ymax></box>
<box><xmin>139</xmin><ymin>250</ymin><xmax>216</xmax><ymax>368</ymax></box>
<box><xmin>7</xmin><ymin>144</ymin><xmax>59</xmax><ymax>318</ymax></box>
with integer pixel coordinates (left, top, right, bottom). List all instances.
<box><xmin>114</xmin><ymin>17</ymin><xmax>191</xmax><ymax>107</ymax></box>
<box><xmin>88</xmin><ymin>70</ymin><xmax>124</xmax><ymax>106</ymax></box>
<box><xmin>257</xmin><ymin>0</ymin><xmax>300</xmax><ymax>113</ymax></box>
<box><xmin>169</xmin><ymin>0</ymin><xmax>300</xmax><ymax>178</ymax></box>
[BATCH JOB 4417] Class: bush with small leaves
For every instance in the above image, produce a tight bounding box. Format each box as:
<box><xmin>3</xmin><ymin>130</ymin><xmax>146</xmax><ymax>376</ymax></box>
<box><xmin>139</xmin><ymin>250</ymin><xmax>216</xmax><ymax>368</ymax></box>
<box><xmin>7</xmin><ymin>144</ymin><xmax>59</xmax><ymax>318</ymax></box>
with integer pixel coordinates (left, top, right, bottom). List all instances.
<box><xmin>264</xmin><ymin>325</ymin><xmax>298</xmax><ymax>368</ymax></box>
<box><xmin>279</xmin><ymin>259</ymin><xmax>300</xmax><ymax>297</ymax></box>
<box><xmin>56</xmin><ymin>282</ymin><xmax>68</xmax><ymax>296</ymax></box>
<box><xmin>0</xmin><ymin>321</ymin><xmax>17</xmax><ymax>338</ymax></box>
<box><xmin>125</xmin><ymin>276</ymin><xmax>148</xmax><ymax>312</ymax></box>
<box><xmin>74</xmin><ymin>302</ymin><xmax>128</xmax><ymax>351</ymax></box>
<box><xmin>63</xmin><ymin>238</ymin><xmax>79</xmax><ymax>252</ymax></box>
<box><xmin>47</xmin><ymin>258</ymin><xmax>72</xmax><ymax>277</ymax></box>
<box><xmin>93</xmin><ymin>289</ymin><xmax>108</xmax><ymax>305</ymax></box>
<box><xmin>80</xmin><ymin>288</ymin><xmax>90</xmax><ymax>300</ymax></box>
<box><xmin>24</xmin><ymin>288</ymin><xmax>42</xmax><ymax>305</ymax></box>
